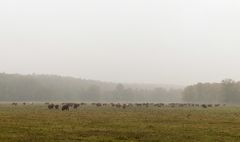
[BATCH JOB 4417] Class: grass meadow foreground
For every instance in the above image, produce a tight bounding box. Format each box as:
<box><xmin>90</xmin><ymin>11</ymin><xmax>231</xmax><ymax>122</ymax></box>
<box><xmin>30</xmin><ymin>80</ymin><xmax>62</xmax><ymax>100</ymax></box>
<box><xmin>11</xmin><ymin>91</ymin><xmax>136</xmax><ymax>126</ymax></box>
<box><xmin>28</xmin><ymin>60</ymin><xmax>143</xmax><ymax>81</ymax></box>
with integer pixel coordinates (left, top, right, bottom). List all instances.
<box><xmin>0</xmin><ymin>104</ymin><xmax>240</xmax><ymax>142</ymax></box>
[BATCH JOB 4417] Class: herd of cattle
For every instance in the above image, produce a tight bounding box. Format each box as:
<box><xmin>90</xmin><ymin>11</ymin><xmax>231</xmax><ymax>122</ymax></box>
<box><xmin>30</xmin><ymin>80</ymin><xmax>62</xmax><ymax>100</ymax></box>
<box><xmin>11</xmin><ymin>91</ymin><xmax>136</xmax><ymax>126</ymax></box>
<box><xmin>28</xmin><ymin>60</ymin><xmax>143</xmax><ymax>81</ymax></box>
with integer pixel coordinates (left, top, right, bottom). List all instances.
<box><xmin>11</xmin><ymin>102</ymin><xmax>226</xmax><ymax>111</ymax></box>
<box><xmin>47</xmin><ymin>103</ymin><xmax>80</xmax><ymax>111</ymax></box>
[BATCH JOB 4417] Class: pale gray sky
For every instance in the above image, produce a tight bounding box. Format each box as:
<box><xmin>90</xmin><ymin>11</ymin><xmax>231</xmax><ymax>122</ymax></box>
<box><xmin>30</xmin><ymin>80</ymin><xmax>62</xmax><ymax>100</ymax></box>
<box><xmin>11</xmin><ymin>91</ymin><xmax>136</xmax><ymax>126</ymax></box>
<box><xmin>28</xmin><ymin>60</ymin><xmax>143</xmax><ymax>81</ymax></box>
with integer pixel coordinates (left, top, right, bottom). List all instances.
<box><xmin>1</xmin><ymin>0</ymin><xmax>240</xmax><ymax>85</ymax></box>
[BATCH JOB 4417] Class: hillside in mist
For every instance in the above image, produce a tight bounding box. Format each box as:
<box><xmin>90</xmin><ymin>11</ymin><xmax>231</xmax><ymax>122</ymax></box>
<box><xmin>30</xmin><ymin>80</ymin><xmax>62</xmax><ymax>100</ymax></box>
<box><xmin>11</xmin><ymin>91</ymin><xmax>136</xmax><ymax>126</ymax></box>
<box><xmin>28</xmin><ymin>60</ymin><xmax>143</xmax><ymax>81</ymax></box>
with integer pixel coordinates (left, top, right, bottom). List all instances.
<box><xmin>0</xmin><ymin>73</ymin><xmax>182</xmax><ymax>102</ymax></box>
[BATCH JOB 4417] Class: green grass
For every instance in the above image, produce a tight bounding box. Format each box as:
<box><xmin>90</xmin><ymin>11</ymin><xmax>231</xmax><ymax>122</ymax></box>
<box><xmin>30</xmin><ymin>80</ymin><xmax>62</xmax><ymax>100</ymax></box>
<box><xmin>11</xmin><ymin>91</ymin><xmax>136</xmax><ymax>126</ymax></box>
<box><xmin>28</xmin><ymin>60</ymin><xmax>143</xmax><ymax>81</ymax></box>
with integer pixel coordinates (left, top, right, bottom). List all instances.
<box><xmin>0</xmin><ymin>104</ymin><xmax>240</xmax><ymax>142</ymax></box>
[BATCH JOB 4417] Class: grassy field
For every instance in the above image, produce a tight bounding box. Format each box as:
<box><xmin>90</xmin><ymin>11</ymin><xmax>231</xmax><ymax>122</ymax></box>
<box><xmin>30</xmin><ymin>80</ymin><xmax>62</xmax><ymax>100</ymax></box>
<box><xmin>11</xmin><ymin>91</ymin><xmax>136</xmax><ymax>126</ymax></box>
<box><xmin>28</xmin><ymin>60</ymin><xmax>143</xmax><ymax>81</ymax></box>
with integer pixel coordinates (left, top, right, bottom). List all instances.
<box><xmin>0</xmin><ymin>104</ymin><xmax>240</xmax><ymax>142</ymax></box>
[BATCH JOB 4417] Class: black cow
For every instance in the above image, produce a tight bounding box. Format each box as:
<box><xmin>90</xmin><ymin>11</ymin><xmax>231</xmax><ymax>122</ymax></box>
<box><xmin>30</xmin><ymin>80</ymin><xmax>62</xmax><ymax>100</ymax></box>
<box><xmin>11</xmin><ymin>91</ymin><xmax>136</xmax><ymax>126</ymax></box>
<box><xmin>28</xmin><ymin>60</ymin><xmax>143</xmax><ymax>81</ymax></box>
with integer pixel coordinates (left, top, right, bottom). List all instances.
<box><xmin>73</xmin><ymin>104</ymin><xmax>80</xmax><ymax>109</ymax></box>
<box><xmin>62</xmin><ymin>105</ymin><xmax>70</xmax><ymax>111</ymax></box>
<box><xmin>48</xmin><ymin>104</ymin><xmax>54</xmax><ymax>109</ymax></box>
<box><xmin>55</xmin><ymin>105</ymin><xmax>59</xmax><ymax>109</ymax></box>
<box><xmin>201</xmin><ymin>104</ymin><xmax>207</xmax><ymax>108</ymax></box>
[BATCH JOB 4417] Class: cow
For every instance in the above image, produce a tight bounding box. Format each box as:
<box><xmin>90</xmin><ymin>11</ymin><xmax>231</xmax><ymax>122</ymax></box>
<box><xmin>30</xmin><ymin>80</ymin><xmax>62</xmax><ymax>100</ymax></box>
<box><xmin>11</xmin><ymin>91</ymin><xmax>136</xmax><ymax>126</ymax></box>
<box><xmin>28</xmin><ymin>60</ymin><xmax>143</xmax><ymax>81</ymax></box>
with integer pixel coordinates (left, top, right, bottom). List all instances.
<box><xmin>62</xmin><ymin>105</ymin><xmax>70</xmax><ymax>111</ymax></box>
<box><xmin>48</xmin><ymin>104</ymin><xmax>54</xmax><ymax>110</ymax></box>
<box><xmin>103</xmin><ymin>103</ymin><xmax>107</xmax><ymax>106</ymax></box>
<box><xmin>214</xmin><ymin>104</ymin><xmax>220</xmax><ymax>107</ymax></box>
<box><xmin>12</xmin><ymin>103</ymin><xmax>17</xmax><ymax>106</ymax></box>
<box><xmin>55</xmin><ymin>105</ymin><xmax>59</xmax><ymax>110</ymax></box>
<box><xmin>110</xmin><ymin>103</ymin><xmax>115</xmax><ymax>107</ymax></box>
<box><xmin>207</xmin><ymin>104</ymin><xmax>212</xmax><ymax>107</ymax></box>
<box><xmin>96</xmin><ymin>103</ymin><xmax>102</xmax><ymax>107</ymax></box>
<box><xmin>135</xmin><ymin>103</ymin><xmax>142</xmax><ymax>107</ymax></box>
<box><xmin>122</xmin><ymin>104</ymin><xmax>127</xmax><ymax>109</ymax></box>
<box><xmin>201</xmin><ymin>104</ymin><xmax>207</xmax><ymax>108</ymax></box>
<box><xmin>116</xmin><ymin>103</ymin><xmax>121</xmax><ymax>108</ymax></box>
<box><xmin>73</xmin><ymin>104</ymin><xmax>80</xmax><ymax>109</ymax></box>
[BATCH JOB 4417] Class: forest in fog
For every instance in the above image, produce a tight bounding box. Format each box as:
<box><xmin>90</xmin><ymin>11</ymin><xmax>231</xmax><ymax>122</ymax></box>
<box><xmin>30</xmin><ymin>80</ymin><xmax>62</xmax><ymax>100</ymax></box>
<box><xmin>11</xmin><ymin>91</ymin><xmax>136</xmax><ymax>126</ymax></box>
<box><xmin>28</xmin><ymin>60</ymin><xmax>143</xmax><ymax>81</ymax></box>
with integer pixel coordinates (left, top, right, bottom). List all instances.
<box><xmin>183</xmin><ymin>79</ymin><xmax>240</xmax><ymax>104</ymax></box>
<box><xmin>1</xmin><ymin>73</ymin><xmax>240</xmax><ymax>104</ymax></box>
<box><xmin>0</xmin><ymin>73</ymin><xmax>181</xmax><ymax>102</ymax></box>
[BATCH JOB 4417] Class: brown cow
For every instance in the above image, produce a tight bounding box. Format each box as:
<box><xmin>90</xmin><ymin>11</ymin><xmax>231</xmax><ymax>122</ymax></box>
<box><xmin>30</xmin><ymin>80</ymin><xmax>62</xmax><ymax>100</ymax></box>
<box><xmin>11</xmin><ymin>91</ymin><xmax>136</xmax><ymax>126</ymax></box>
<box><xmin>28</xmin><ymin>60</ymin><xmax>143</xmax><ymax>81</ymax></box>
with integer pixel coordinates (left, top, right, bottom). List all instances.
<box><xmin>48</xmin><ymin>104</ymin><xmax>54</xmax><ymax>110</ymax></box>
<box><xmin>96</xmin><ymin>103</ymin><xmax>102</xmax><ymax>107</ymax></box>
<box><xmin>73</xmin><ymin>104</ymin><xmax>80</xmax><ymax>109</ymax></box>
<box><xmin>62</xmin><ymin>105</ymin><xmax>70</xmax><ymax>111</ymax></box>
<box><xmin>55</xmin><ymin>105</ymin><xmax>59</xmax><ymax>109</ymax></box>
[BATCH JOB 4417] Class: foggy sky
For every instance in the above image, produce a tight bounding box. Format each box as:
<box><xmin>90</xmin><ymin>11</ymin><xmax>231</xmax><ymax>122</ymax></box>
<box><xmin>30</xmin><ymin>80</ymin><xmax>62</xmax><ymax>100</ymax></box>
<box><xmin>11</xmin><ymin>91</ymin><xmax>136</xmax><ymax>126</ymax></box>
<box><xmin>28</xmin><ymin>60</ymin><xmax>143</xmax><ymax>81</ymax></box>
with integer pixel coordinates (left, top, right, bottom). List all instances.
<box><xmin>1</xmin><ymin>0</ymin><xmax>240</xmax><ymax>85</ymax></box>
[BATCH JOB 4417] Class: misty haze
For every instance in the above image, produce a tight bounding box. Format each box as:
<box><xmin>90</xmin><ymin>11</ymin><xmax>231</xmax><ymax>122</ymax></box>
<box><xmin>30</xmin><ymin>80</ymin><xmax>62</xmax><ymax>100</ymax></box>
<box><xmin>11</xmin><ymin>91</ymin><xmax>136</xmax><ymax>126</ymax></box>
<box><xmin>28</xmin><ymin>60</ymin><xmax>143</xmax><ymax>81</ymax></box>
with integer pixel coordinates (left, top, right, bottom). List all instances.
<box><xmin>1</xmin><ymin>0</ymin><xmax>240</xmax><ymax>141</ymax></box>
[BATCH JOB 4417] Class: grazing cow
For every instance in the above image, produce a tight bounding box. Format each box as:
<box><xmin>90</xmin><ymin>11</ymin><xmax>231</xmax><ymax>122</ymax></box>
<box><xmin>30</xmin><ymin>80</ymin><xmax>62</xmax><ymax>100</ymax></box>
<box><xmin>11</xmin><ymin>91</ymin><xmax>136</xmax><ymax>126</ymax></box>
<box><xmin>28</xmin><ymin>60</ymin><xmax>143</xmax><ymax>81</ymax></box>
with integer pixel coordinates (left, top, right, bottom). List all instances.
<box><xmin>111</xmin><ymin>103</ymin><xmax>115</xmax><ymax>107</ymax></box>
<box><xmin>62</xmin><ymin>103</ymin><xmax>75</xmax><ymax>108</ymax></box>
<box><xmin>168</xmin><ymin>103</ymin><xmax>175</xmax><ymax>108</ymax></box>
<box><xmin>73</xmin><ymin>104</ymin><xmax>80</xmax><ymax>109</ymax></box>
<box><xmin>116</xmin><ymin>103</ymin><xmax>121</xmax><ymax>108</ymax></box>
<box><xmin>55</xmin><ymin>105</ymin><xmax>59</xmax><ymax>110</ymax></box>
<box><xmin>62</xmin><ymin>105</ymin><xmax>70</xmax><ymax>111</ymax></box>
<box><xmin>23</xmin><ymin>102</ymin><xmax>26</xmax><ymax>105</ymax></box>
<box><xmin>103</xmin><ymin>103</ymin><xmax>107</xmax><ymax>106</ymax></box>
<box><xmin>122</xmin><ymin>104</ymin><xmax>127</xmax><ymax>109</ymax></box>
<box><xmin>12</xmin><ymin>103</ymin><xmax>17</xmax><ymax>106</ymax></box>
<box><xmin>207</xmin><ymin>104</ymin><xmax>213</xmax><ymax>107</ymax></box>
<box><xmin>135</xmin><ymin>103</ymin><xmax>142</xmax><ymax>107</ymax></box>
<box><xmin>48</xmin><ymin>104</ymin><xmax>54</xmax><ymax>110</ymax></box>
<box><xmin>154</xmin><ymin>103</ymin><xmax>164</xmax><ymax>107</ymax></box>
<box><xmin>215</xmin><ymin>104</ymin><xmax>220</xmax><ymax>107</ymax></box>
<box><xmin>96</xmin><ymin>103</ymin><xmax>102</xmax><ymax>107</ymax></box>
<box><xmin>201</xmin><ymin>104</ymin><xmax>207</xmax><ymax>108</ymax></box>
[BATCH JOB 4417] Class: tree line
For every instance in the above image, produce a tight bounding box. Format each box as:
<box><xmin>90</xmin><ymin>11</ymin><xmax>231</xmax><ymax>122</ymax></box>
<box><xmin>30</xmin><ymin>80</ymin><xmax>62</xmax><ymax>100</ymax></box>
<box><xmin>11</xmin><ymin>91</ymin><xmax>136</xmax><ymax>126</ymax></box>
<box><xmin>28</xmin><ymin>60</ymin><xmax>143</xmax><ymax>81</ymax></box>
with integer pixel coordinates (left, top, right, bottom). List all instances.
<box><xmin>0</xmin><ymin>73</ymin><xmax>182</xmax><ymax>102</ymax></box>
<box><xmin>2</xmin><ymin>73</ymin><xmax>240</xmax><ymax>104</ymax></box>
<box><xmin>183</xmin><ymin>79</ymin><xmax>240</xmax><ymax>104</ymax></box>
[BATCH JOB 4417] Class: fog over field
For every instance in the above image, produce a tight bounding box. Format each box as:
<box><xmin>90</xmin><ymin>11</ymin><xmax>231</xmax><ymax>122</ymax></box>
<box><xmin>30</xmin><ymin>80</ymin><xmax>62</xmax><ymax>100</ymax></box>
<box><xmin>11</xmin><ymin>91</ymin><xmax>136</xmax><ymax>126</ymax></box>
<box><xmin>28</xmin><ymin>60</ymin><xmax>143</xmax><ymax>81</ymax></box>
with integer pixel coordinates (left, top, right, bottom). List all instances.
<box><xmin>1</xmin><ymin>0</ymin><xmax>240</xmax><ymax>103</ymax></box>
<box><xmin>1</xmin><ymin>0</ymin><xmax>240</xmax><ymax>86</ymax></box>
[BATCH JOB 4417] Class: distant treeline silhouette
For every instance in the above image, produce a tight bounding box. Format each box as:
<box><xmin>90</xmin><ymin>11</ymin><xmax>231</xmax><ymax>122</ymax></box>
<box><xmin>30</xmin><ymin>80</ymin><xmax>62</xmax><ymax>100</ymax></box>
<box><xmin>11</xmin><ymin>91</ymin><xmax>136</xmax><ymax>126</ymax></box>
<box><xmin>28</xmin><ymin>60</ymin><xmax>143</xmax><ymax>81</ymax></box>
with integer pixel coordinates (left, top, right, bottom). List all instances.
<box><xmin>0</xmin><ymin>73</ymin><xmax>181</xmax><ymax>102</ymax></box>
<box><xmin>183</xmin><ymin>79</ymin><xmax>240</xmax><ymax>104</ymax></box>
